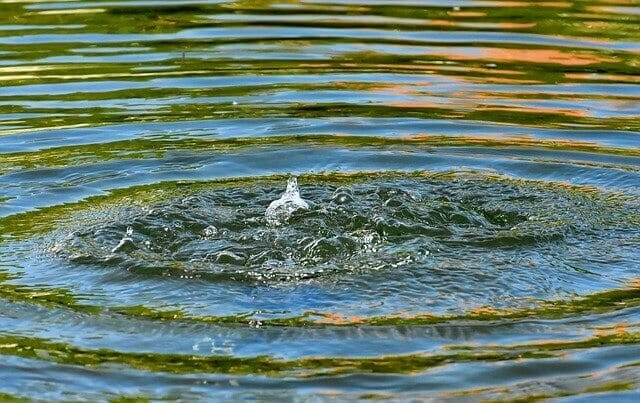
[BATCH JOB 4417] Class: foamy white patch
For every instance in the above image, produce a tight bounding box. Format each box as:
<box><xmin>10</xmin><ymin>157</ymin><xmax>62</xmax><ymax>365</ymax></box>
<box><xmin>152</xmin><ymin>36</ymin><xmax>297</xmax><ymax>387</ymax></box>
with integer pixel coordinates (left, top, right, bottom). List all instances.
<box><xmin>265</xmin><ymin>177</ymin><xmax>309</xmax><ymax>225</ymax></box>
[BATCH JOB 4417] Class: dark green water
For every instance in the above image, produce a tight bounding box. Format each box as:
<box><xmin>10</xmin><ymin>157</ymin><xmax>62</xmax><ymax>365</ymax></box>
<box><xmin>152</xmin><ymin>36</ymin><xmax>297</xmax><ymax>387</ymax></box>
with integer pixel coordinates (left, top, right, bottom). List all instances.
<box><xmin>1</xmin><ymin>0</ymin><xmax>640</xmax><ymax>400</ymax></box>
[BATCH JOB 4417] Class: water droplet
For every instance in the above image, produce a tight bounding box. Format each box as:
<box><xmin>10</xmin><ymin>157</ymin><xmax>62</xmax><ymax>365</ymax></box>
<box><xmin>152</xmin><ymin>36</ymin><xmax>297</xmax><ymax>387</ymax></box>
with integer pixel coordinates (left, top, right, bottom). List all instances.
<box><xmin>203</xmin><ymin>225</ymin><xmax>218</xmax><ymax>237</ymax></box>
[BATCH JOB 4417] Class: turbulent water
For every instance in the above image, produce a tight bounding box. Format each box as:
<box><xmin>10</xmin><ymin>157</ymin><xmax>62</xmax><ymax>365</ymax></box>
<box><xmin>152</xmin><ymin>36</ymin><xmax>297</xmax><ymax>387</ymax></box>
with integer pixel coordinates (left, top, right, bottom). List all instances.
<box><xmin>1</xmin><ymin>0</ymin><xmax>640</xmax><ymax>400</ymax></box>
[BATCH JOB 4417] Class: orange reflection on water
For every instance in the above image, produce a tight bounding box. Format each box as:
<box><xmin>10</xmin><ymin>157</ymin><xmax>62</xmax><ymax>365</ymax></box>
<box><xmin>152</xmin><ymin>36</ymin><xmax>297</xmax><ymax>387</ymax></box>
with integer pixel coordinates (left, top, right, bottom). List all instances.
<box><xmin>316</xmin><ymin>313</ymin><xmax>365</xmax><ymax>325</ymax></box>
<box><xmin>480</xmin><ymin>48</ymin><xmax>611</xmax><ymax>66</ymax></box>
<box><xmin>594</xmin><ymin>324</ymin><xmax>630</xmax><ymax>338</ymax></box>
<box><xmin>565</xmin><ymin>73</ymin><xmax>640</xmax><ymax>83</ymax></box>
<box><xmin>468</xmin><ymin>306</ymin><xmax>500</xmax><ymax>315</ymax></box>
<box><xmin>426</xmin><ymin>19</ymin><xmax>456</xmax><ymax>27</ymax></box>
<box><xmin>587</xmin><ymin>5</ymin><xmax>640</xmax><ymax>15</ymax></box>
<box><xmin>370</xmin><ymin>83</ymin><xmax>419</xmax><ymax>96</ymax></box>
<box><xmin>536</xmin><ymin>1</ymin><xmax>572</xmax><ymax>7</ymax></box>
<box><xmin>465</xmin><ymin>76</ymin><xmax>542</xmax><ymax>84</ymax></box>
<box><xmin>447</xmin><ymin>11</ymin><xmax>487</xmax><ymax>17</ymax></box>
<box><xmin>496</xmin><ymin>22</ymin><xmax>537</xmax><ymax>29</ymax></box>
<box><xmin>421</xmin><ymin>47</ymin><xmax>611</xmax><ymax>67</ymax></box>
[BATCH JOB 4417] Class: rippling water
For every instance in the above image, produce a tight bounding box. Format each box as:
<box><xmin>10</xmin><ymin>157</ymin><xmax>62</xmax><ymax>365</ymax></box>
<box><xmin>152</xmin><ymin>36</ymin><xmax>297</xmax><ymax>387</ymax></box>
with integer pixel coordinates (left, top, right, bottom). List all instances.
<box><xmin>1</xmin><ymin>0</ymin><xmax>640</xmax><ymax>400</ymax></box>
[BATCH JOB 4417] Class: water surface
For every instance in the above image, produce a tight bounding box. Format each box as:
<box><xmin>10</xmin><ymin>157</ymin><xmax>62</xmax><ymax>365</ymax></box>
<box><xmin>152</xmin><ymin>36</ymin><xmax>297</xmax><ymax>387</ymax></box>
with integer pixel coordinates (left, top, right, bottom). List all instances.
<box><xmin>1</xmin><ymin>0</ymin><xmax>640</xmax><ymax>400</ymax></box>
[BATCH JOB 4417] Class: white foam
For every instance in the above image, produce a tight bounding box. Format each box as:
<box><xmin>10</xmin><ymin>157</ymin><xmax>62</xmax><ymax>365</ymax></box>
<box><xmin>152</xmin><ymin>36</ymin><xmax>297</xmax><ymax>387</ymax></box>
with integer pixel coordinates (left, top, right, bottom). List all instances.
<box><xmin>265</xmin><ymin>177</ymin><xmax>309</xmax><ymax>225</ymax></box>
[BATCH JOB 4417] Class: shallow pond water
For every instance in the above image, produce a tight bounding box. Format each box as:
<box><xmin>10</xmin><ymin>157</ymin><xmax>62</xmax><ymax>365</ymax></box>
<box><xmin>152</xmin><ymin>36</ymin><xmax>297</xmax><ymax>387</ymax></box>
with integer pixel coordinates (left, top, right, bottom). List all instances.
<box><xmin>1</xmin><ymin>0</ymin><xmax>640</xmax><ymax>400</ymax></box>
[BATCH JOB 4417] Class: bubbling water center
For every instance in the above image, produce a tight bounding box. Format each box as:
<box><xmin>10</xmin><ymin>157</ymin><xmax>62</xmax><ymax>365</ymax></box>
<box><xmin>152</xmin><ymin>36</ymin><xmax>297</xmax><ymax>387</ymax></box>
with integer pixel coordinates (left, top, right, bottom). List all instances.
<box><xmin>37</xmin><ymin>172</ymin><xmax>638</xmax><ymax>321</ymax></box>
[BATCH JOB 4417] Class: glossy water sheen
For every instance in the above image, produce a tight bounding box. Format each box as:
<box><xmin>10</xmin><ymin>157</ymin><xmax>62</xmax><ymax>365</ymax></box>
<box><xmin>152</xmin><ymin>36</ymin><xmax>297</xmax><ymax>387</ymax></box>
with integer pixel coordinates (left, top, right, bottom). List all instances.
<box><xmin>1</xmin><ymin>0</ymin><xmax>640</xmax><ymax>400</ymax></box>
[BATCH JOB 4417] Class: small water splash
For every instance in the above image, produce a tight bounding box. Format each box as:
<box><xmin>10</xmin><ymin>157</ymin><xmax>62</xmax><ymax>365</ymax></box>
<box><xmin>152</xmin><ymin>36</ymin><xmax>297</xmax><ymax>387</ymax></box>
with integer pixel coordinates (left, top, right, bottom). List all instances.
<box><xmin>111</xmin><ymin>226</ymin><xmax>135</xmax><ymax>253</ymax></box>
<box><xmin>265</xmin><ymin>177</ymin><xmax>310</xmax><ymax>226</ymax></box>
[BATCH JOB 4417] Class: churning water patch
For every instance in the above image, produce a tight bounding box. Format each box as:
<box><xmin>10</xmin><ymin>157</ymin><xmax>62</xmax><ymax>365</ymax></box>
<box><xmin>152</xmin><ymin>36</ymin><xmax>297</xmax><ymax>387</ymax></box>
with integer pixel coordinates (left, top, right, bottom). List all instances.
<box><xmin>41</xmin><ymin>172</ymin><xmax>640</xmax><ymax>315</ymax></box>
